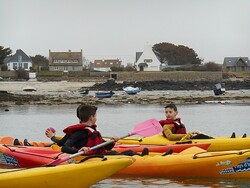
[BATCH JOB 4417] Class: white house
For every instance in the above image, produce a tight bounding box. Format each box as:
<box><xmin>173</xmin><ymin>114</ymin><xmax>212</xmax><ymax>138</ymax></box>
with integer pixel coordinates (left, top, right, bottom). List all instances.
<box><xmin>6</xmin><ymin>49</ymin><xmax>32</xmax><ymax>71</ymax></box>
<box><xmin>135</xmin><ymin>45</ymin><xmax>162</xmax><ymax>71</ymax></box>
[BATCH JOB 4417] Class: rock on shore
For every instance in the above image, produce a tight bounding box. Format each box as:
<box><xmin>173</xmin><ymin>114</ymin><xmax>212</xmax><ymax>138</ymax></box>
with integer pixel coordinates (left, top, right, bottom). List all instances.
<box><xmin>1</xmin><ymin>80</ymin><xmax>250</xmax><ymax>107</ymax></box>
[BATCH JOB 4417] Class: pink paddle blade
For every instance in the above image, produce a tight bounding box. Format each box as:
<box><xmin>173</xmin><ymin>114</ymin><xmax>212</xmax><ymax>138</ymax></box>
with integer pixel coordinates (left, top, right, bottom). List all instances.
<box><xmin>130</xmin><ymin>118</ymin><xmax>163</xmax><ymax>137</ymax></box>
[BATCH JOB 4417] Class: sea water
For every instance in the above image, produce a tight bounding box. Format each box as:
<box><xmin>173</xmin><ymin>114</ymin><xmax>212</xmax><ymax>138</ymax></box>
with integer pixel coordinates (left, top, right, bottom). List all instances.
<box><xmin>1</xmin><ymin>103</ymin><xmax>250</xmax><ymax>187</ymax></box>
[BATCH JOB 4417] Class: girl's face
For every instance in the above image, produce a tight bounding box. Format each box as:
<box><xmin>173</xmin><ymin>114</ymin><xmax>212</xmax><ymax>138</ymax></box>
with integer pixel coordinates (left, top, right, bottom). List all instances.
<box><xmin>165</xmin><ymin>107</ymin><xmax>178</xmax><ymax>120</ymax></box>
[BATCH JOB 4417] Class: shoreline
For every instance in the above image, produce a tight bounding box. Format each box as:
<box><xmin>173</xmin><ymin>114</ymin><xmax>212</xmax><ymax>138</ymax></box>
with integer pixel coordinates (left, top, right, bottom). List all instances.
<box><xmin>1</xmin><ymin>81</ymin><xmax>250</xmax><ymax>107</ymax></box>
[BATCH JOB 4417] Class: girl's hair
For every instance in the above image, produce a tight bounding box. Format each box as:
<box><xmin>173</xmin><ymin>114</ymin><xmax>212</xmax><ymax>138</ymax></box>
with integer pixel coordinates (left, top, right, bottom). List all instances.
<box><xmin>164</xmin><ymin>103</ymin><xmax>177</xmax><ymax>111</ymax></box>
<box><xmin>77</xmin><ymin>104</ymin><xmax>98</xmax><ymax>122</ymax></box>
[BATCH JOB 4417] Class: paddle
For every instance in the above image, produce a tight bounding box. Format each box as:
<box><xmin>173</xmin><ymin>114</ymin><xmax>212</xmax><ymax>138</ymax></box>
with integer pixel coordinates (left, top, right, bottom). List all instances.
<box><xmin>46</xmin><ymin>118</ymin><xmax>162</xmax><ymax>166</ymax></box>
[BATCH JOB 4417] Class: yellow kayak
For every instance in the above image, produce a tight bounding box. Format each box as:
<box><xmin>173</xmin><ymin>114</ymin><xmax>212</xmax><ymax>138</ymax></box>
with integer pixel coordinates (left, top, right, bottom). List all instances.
<box><xmin>116</xmin><ymin>134</ymin><xmax>250</xmax><ymax>151</ymax></box>
<box><xmin>0</xmin><ymin>158</ymin><xmax>134</xmax><ymax>188</ymax></box>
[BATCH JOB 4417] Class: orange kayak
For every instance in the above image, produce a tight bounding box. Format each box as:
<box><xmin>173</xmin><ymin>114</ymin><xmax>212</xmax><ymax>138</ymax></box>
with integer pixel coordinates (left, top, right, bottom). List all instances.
<box><xmin>0</xmin><ymin>144</ymin><xmax>63</xmax><ymax>168</ymax></box>
<box><xmin>113</xmin><ymin>143</ymin><xmax>210</xmax><ymax>153</ymax></box>
<box><xmin>111</xmin><ymin>147</ymin><xmax>250</xmax><ymax>178</ymax></box>
<box><xmin>0</xmin><ymin>136</ymin><xmax>210</xmax><ymax>154</ymax></box>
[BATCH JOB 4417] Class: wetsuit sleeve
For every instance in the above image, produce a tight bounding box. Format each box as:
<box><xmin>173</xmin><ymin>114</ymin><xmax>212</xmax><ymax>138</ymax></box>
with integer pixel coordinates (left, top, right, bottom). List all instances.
<box><xmin>51</xmin><ymin>135</ymin><xmax>70</xmax><ymax>146</ymax></box>
<box><xmin>50</xmin><ymin>136</ymin><xmax>59</xmax><ymax>143</ymax></box>
<box><xmin>61</xmin><ymin>130</ymin><xmax>88</xmax><ymax>154</ymax></box>
<box><xmin>163</xmin><ymin>124</ymin><xmax>186</xmax><ymax>141</ymax></box>
<box><xmin>103</xmin><ymin>139</ymin><xmax>115</xmax><ymax>151</ymax></box>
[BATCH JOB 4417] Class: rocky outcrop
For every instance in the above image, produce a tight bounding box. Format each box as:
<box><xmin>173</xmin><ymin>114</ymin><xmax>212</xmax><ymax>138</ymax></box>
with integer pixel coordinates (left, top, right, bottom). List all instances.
<box><xmin>91</xmin><ymin>80</ymin><xmax>250</xmax><ymax>91</ymax></box>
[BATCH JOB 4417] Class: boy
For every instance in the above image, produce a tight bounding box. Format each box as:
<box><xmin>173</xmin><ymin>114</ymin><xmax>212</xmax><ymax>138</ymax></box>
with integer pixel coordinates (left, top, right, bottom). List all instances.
<box><xmin>159</xmin><ymin>103</ymin><xmax>212</xmax><ymax>141</ymax></box>
<box><xmin>46</xmin><ymin>104</ymin><xmax>147</xmax><ymax>156</ymax></box>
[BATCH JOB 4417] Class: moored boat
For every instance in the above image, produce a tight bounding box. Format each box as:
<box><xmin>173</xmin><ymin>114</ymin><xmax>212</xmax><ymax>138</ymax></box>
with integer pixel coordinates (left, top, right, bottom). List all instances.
<box><xmin>0</xmin><ymin>158</ymin><xmax>134</xmax><ymax>188</ymax></box>
<box><xmin>78</xmin><ymin>88</ymin><xmax>89</xmax><ymax>95</ymax></box>
<box><xmin>123</xmin><ymin>86</ymin><xmax>141</xmax><ymax>95</ymax></box>
<box><xmin>22</xmin><ymin>86</ymin><xmax>37</xmax><ymax>92</ymax></box>
<box><xmin>95</xmin><ymin>91</ymin><xmax>115</xmax><ymax>98</ymax></box>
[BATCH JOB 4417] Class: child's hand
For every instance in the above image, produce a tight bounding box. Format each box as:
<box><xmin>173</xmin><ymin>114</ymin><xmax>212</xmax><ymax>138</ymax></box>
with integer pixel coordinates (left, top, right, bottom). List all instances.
<box><xmin>111</xmin><ymin>136</ymin><xmax>120</xmax><ymax>142</ymax></box>
<box><xmin>79</xmin><ymin>147</ymin><xmax>90</xmax><ymax>153</ymax></box>
<box><xmin>45</xmin><ymin>128</ymin><xmax>56</xmax><ymax>138</ymax></box>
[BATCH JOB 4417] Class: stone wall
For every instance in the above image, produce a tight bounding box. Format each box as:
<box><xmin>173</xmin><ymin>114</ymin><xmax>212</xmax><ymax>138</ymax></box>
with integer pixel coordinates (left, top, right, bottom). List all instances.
<box><xmin>111</xmin><ymin>71</ymin><xmax>223</xmax><ymax>82</ymax></box>
<box><xmin>0</xmin><ymin>71</ymin><xmax>223</xmax><ymax>82</ymax></box>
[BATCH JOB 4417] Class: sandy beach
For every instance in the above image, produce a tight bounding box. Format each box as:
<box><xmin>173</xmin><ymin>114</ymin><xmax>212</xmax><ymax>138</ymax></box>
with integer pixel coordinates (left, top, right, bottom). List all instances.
<box><xmin>0</xmin><ymin>81</ymin><xmax>96</xmax><ymax>92</ymax></box>
<box><xmin>1</xmin><ymin>81</ymin><xmax>250</xmax><ymax>107</ymax></box>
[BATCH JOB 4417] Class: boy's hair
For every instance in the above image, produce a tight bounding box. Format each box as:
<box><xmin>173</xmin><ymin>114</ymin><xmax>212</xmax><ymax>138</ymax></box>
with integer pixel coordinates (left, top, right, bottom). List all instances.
<box><xmin>164</xmin><ymin>103</ymin><xmax>177</xmax><ymax>111</ymax></box>
<box><xmin>77</xmin><ymin>104</ymin><xmax>98</xmax><ymax>122</ymax></box>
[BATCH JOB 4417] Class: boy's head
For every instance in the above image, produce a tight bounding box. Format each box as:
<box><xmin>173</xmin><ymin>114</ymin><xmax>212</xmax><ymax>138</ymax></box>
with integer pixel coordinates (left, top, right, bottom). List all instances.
<box><xmin>77</xmin><ymin>104</ymin><xmax>98</xmax><ymax>123</ymax></box>
<box><xmin>164</xmin><ymin>103</ymin><xmax>178</xmax><ymax>120</ymax></box>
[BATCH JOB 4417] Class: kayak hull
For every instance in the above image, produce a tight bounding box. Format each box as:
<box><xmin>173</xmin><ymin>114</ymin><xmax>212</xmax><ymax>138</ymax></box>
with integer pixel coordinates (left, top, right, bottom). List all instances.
<box><xmin>110</xmin><ymin>147</ymin><xmax>250</xmax><ymax>178</ymax></box>
<box><xmin>114</xmin><ymin>143</ymin><xmax>210</xmax><ymax>153</ymax></box>
<box><xmin>1</xmin><ymin>144</ymin><xmax>250</xmax><ymax>178</ymax></box>
<box><xmin>0</xmin><ymin>158</ymin><xmax>134</xmax><ymax>188</ymax></box>
<box><xmin>0</xmin><ymin>144</ymin><xmax>62</xmax><ymax>168</ymax></box>
<box><xmin>116</xmin><ymin>134</ymin><xmax>250</xmax><ymax>151</ymax></box>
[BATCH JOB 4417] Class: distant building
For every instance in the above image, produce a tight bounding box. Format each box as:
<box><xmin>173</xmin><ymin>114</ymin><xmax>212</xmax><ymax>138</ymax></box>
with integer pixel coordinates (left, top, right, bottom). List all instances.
<box><xmin>135</xmin><ymin>45</ymin><xmax>162</xmax><ymax>71</ymax></box>
<box><xmin>48</xmin><ymin>49</ymin><xmax>83</xmax><ymax>72</ymax></box>
<box><xmin>223</xmin><ymin>57</ymin><xmax>250</xmax><ymax>72</ymax></box>
<box><xmin>92</xmin><ymin>59</ymin><xmax>122</xmax><ymax>72</ymax></box>
<box><xmin>5</xmin><ymin>49</ymin><xmax>32</xmax><ymax>71</ymax></box>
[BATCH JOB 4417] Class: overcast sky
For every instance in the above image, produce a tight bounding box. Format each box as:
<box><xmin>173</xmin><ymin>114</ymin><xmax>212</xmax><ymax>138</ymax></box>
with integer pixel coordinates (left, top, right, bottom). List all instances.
<box><xmin>1</xmin><ymin>0</ymin><xmax>249</xmax><ymax>64</ymax></box>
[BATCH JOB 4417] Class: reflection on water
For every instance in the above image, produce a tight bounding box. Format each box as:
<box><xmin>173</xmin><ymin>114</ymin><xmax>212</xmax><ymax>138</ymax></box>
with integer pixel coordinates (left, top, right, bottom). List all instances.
<box><xmin>1</xmin><ymin>104</ymin><xmax>250</xmax><ymax>187</ymax></box>
<box><xmin>92</xmin><ymin>177</ymin><xmax>250</xmax><ymax>188</ymax></box>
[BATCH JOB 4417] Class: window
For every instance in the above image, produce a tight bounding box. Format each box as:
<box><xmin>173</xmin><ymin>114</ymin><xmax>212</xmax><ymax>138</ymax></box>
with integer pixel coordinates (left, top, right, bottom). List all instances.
<box><xmin>13</xmin><ymin>63</ymin><xmax>17</xmax><ymax>69</ymax></box>
<box><xmin>64</xmin><ymin>66</ymin><xmax>68</xmax><ymax>70</ymax></box>
<box><xmin>144</xmin><ymin>59</ymin><xmax>152</xmax><ymax>63</ymax></box>
<box><xmin>18</xmin><ymin>55</ymin><xmax>22</xmax><ymax>62</ymax></box>
<box><xmin>23</xmin><ymin>63</ymin><xmax>28</xmax><ymax>69</ymax></box>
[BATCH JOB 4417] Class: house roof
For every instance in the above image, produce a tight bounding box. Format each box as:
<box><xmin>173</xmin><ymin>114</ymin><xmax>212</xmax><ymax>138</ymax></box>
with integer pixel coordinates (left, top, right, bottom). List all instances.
<box><xmin>49</xmin><ymin>50</ymin><xmax>82</xmax><ymax>66</ymax></box>
<box><xmin>136</xmin><ymin>52</ymin><xmax>143</xmax><ymax>62</ymax></box>
<box><xmin>8</xmin><ymin>49</ymin><xmax>32</xmax><ymax>62</ymax></box>
<box><xmin>224</xmin><ymin>57</ymin><xmax>250</xmax><ymax>67</ymax></box>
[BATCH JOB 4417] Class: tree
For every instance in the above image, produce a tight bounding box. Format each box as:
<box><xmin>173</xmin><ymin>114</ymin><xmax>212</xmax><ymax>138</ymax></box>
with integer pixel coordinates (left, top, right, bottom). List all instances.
<box><xmin>30</xmin><ymin>55</ymin><xmax>49</xmax><ymax>71</ymax></box>
<box><xmin>204</xmin><ymin>62</ymin><xmax>222</xmax><ymax>71</ymax></box>
<box><xmin>16</xmin><ymin>68</ymin><xmax>29</xmax><ymax>80</ymax></box>
<box><xmin>152</xmin><ymin>42</ymin><xmax>201</xmax><ymax>65</ymax></box>
<box><xmin>0</xmin><ymin>46</ymin><xmax>12</xmax><ymax>65</ymax></box>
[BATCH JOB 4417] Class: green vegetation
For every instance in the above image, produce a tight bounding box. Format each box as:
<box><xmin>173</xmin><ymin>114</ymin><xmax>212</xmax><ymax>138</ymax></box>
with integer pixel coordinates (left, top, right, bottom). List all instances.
<box><xmin>0</xmin><ymin>46</ymin><xmax>12</xmax><ymax>65</ymax></box>
<box><xmin>223</xmin><ymin>72</ymin><xmax>250</xmax><ymax>79</ymax></box>
<box><xmin>30</xmin><ymin>55</ymin><xmax>49</xmax><ymax>71</ymax></box>
<box><xmin>153</xmin><ymin>42</ymin><xmax>201</xmax><ymax>65</ymax></box>
<box><xmin>15</xmin><ymin>68</ymin><xmax>29</xmax><ymax>80</ymax></box>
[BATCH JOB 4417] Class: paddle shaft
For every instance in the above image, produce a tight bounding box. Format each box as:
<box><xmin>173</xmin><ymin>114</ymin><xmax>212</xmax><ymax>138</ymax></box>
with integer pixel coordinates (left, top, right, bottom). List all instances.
<box><xmin>63</xmin><ymin>134</ymin><xmax>130</xmax><ymax>160</ymax></box>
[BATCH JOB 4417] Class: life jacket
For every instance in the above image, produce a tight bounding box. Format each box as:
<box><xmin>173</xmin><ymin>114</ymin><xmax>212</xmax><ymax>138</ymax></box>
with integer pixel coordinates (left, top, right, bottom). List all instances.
<box><xmin>159</xmin><ymin>118</ymin><xmax>187</xmax><ymax>137</ymax></box>
<box><xmin>63</xmin><ymin>124</ymin><xmax>106</xmax><ymax>155</ymax></box>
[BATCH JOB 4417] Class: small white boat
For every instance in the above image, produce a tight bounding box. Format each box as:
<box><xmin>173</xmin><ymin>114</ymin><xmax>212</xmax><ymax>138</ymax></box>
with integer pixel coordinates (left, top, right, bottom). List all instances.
<box><xmin>123</xmin><ymin>86</ymin><xmax>141</xmax><ymax>95</ymax></box>
<box><xmin>23</xmin><ymin>86</ymin><xmax>37</xmax><ymax>92</ymax></box>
